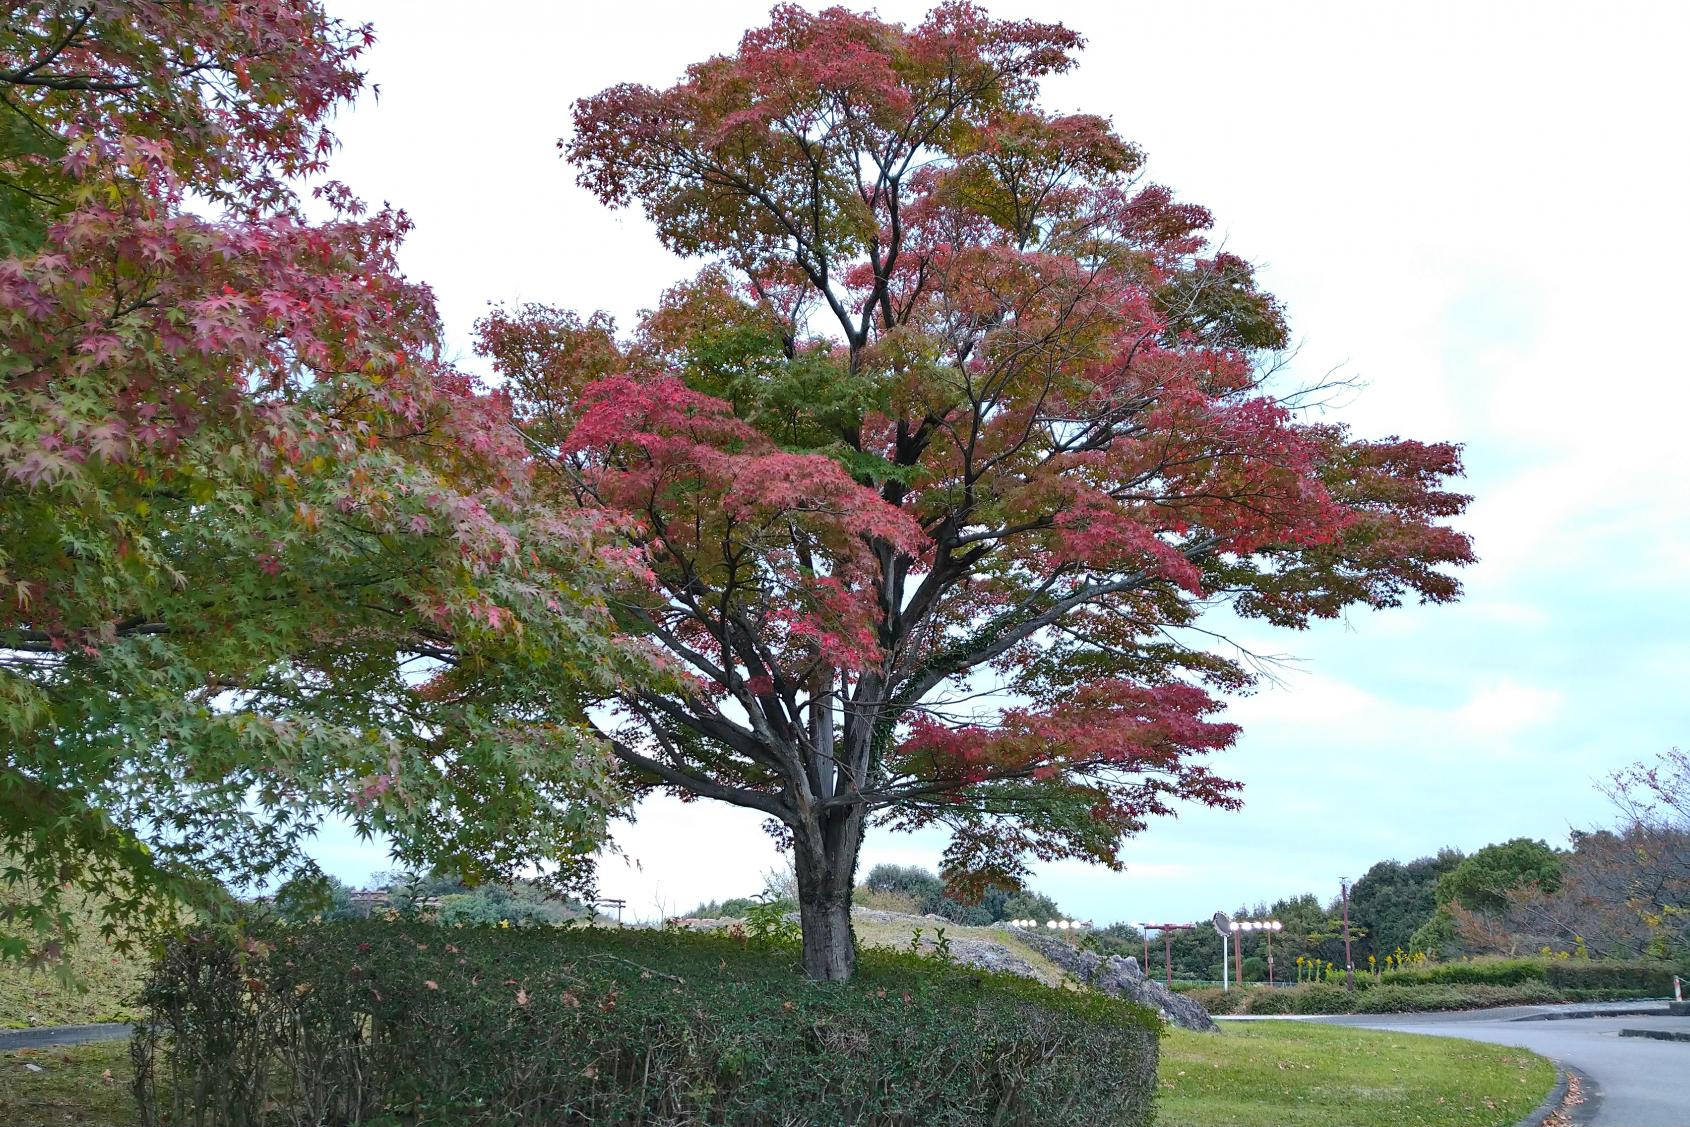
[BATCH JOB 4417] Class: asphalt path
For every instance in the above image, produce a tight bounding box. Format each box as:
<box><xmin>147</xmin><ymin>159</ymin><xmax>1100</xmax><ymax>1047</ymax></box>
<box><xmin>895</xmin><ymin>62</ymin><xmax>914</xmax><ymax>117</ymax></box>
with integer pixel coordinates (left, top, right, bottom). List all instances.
<box><xmin>0</xmin><ymin>1022</ymin><xmax>131</xmax><ymax>1052</ymax></box>
<box><xmin>1308</xmin><ymin>1007</ymin><xmax>1690</xmax><ymax>1126</ymax></box>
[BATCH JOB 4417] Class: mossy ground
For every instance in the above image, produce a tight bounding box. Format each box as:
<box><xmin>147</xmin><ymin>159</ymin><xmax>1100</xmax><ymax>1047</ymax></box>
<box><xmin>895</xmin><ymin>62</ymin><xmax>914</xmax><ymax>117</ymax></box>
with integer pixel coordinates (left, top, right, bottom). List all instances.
<box><xmin>0</xmin><ymin>926</ymin><xmax>147</xmax><ymax>1029</ymax></box>
<box><xmin>1</xmin><ymin>1042</ymin><xmax>134</xmax><ymax>1127</ymax></box>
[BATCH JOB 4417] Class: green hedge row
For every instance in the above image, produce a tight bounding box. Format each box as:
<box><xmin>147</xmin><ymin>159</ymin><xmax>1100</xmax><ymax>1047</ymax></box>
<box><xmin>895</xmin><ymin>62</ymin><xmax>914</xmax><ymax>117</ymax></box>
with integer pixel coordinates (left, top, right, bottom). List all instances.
<box><xmin>1185</xmin><ymin>975</ymin><xmax>1669</xmax><ymax>1017</ymax></box>
<box><xmin>1376</xmin><ymin>956</ymin><xmax>1687</xmax><ymax>992</ymax></box>
<box><xmin>1380</xmin><ymin>958</ymin><xmax>1546</xmax><ymax>987</ymax></box>
<box><xmin>1544</xmin><ymin>961</ymin><xmax>1685</xmax><ymax>993</ymax></box>
<box><xmin>133</xmin><ymin>921</ymin><xmax>1161</xmax><ymax>1126</ymax></box>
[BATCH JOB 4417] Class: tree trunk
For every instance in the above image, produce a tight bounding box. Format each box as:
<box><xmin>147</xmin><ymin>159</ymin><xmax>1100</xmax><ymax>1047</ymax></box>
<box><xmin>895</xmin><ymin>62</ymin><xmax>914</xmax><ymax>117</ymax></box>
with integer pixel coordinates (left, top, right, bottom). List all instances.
<box><xmin>794</xmin><ymin>806</ymin><xmax>863</xmax><ymax>981</ymax></box>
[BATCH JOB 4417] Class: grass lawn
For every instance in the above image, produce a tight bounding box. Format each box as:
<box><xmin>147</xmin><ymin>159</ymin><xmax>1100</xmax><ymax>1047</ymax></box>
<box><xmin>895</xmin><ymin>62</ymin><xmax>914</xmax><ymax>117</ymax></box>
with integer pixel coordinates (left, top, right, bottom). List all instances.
<box><xmin>0</xmin><ymin>953</ymin><xmax>146</xmax><ymax>1030</ymax></box>
<box><xmin>1158</xmin><ymin>1021</ymin><xmax>1556</xmax><ymax>1127</ymax></box>
<box><xmin>6</xmin><ymin>1021</ymin><xmax>1556</xmax><ymax>1127</ymax></box>
<box><xmin>0</xmin><ymin>867</ymin><xmax>153</xmax><ymax>1029</ymax></box>
<box><xmin>1</xmin><ymin>1041</ymin><xmax>134</xmax><ymax>1127</ymax></box>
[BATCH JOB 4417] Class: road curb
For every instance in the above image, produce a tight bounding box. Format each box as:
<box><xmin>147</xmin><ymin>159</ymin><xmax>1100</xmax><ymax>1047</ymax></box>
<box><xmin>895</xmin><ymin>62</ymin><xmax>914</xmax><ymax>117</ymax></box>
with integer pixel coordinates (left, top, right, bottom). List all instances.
<box><xmin>1618</xmin><ymin>1028</ymin><xmax>1690</xmax><ymax>1043</ymax></box>
<box><xmin>1513</xmin><ymin>1064</ymin><xmax>1570</xmax><ymax>1127</ymax></box>
<box><xmin>1510</xmin><ymin>1006</ymin><xmax>1668</xmax><ymax>1022</ymax></box>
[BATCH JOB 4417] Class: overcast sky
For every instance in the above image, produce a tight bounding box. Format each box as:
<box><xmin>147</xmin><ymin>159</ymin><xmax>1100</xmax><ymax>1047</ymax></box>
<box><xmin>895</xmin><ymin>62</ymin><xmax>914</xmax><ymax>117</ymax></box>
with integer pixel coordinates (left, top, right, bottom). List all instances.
<box><xmin>305</xmin><ymin>0</ymin><xmax>1690</xmax><ymax>924</ymax></box>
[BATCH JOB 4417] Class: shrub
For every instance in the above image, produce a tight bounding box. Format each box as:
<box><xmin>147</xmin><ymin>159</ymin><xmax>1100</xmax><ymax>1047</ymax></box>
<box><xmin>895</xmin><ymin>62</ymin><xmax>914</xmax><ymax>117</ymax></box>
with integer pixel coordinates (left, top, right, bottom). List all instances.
<box><xmin>1380</xmin><ymin>956</ymin><xmax>1547</xmax><ymax>987</ymax></box>
<box><xmin>1182</xmin><ymin>980</ymin><xmax>1571</xmax><ymax>1018</ymax></box>
<box><xmin>684</xmin><ymin>896</ymin><xmax>767</xmax><ymax>919</ymax></box>
<box><xmin>857</xmin><ymin>866</ymin><xmax>1065</xmax><ymax>926</ymax></box>
<box><xmin>1182</xmin><ymin>987</ymin><xmax>1239</xmax><ymax>1014</ymax></box>
<box><xmin>1237</xmin><ymin>988</ymin><xmax>1296</xmax><ymax>1015</ymax></box>
<box><xmin>1080</xmin><ymin>927</ymin><xmax>1140</xmax><ymax>960</ymax></box>
<box><xmin>853</xmin><ymin>887</ymin><xmax>924</xmax><ymax>915</ymax></box>
<box><xmin>1407</xmin><ymin>909</ymin><xmax>1458</xmax><ymax>957</ymax></box>
<box><xmin>1351</xmin><ymin>983</ymin><xmax>1559</xmax><ymax>1013</ymax></box>
<box><xmin>1000</xmin><ymin>890</ymin><xmax>1065</xmax><ymax>924</ymax></box>
<box><xmin>1378</xmin><ymin>956</ymin><xmax>1690</xmax><ymax>994</ymax></box>
<box><xmin>1279</xmin><ymin>984</ymin><xmax>1356</xmax><ymax>1014</ymax></box>
<box><xmin>133</xmin><ymin>920</ymin><xmax>1161</xmax><ymax>1126</ymax></box>
<box><xmin>1544</xmin><ymin>960</ymin><xmax>1686</xmax><ymax>994</ymax></box>
<box><xmin>1561</xmin><ymin>987</ymin><xmax>1658</xmax><ymax>1002</ymax></box>
<box><xmin>864</xmin><ymin>864</ymin><xmax>945</xmax><ymax>903</ymax></box>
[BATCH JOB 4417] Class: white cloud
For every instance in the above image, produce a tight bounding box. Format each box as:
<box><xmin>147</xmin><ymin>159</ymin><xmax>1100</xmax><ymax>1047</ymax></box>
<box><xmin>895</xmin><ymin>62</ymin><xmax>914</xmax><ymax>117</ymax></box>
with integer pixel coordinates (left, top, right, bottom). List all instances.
<box><xmin>596</xmin><ymin>797</ymin><xmax>784</xmax><ymax>920</ymax></box>
<box><xmin>1452</xmin><ymin>679</ymin><xmax>1562</xmax><ymax>739</ymax></box>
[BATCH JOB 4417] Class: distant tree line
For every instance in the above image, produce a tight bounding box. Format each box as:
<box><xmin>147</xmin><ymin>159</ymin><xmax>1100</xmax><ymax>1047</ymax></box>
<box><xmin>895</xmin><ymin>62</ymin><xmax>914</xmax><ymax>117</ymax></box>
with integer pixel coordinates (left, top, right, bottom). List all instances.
<box><xmin>708</xmin><ymin>749</ymin><xmax>1687</xmax><ymax>981</ymax></box>
<box><xmin>271</xmin><ymin>870</ymin><xmax>588</xmax><ymax>928</ymax></box>
<box><xmin>1134</xmin><ymin>751</ymin><xmax>1689</xmax><ymax>977</ymax></box>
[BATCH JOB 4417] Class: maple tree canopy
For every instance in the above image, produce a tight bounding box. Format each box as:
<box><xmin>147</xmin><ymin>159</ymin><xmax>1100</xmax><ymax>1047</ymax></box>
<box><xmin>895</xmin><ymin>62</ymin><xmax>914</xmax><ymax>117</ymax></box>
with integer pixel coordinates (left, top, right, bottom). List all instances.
<box><xmin>481</xmin><ymin>2</ymin><xmax>1475</xmax><ymax>980</ymax></box>
<box><xmin>0</xmin><ymin>2</ymin><xmax>644</xmax><ymax>961</ymax></box>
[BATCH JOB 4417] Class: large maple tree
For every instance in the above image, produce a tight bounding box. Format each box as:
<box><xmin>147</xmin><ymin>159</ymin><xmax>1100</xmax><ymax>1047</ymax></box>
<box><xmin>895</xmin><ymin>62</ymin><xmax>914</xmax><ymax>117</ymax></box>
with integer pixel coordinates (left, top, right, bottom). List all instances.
<box><xmin>482</xmin><ymin>2</ymin><xmax>1475</xmax><ymax>981</ymax></box>
<box><xmin>0</xmin><ymin>3</ymin><xmax>640</xmax><ymax>961</ymax></box>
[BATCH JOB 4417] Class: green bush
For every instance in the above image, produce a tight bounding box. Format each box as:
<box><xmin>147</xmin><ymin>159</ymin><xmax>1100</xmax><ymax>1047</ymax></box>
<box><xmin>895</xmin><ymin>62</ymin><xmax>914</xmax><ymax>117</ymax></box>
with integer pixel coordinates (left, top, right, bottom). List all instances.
<box><xmin>1376</xmin><ymin>956</ymin><xmax>1688</xmax><ymax>995</ymax></box>
<box><xmin>1281</xmin><ymin>984</ymin><xmax>1357</xmax><ymax>1014</ymax></box>
<box><xmin>1182</xmin><ymin>987</ymin><xmax>1240</xmax><ymax>1014</ymax></box>
<box><xmin>1351</xmin><ymin>983</ymin><xmax>1562</xmax><ymax>1013</ymax></box>
<box><xmin>1235</xmin><ymin>988</ymin><xmax>1296</xmax><ymax>1015</ymax></box>
<box><xmin>1544</xmin><ymin>960</ymin><xmax>1686</xmax><ymax>994</ymax></box>
<box><xmin>1380</xmin><ymin>957</ymin><xmax>1546</xmax><ymax>987</ymax></box>
<box><xmin>1560</xmin><ymin>987</ymin><xmax>1658</xmax><ymax>1002</ymax></box>
<box><xmin>686</xmin><ymin>896</ymin><xmax>785</xmax><ymax>919</ymax></box>
<box><xmin>1183</xmin><ymin>980</ymin><xmax>1569</xmax><ymax>1017</ymax></box>
<box><xmin>133</xmin><ymin>920</ymin><xmax>1160</xmax><ymax>1126</ymax></box>
<box><xmin>863</xmin><ymin>864</ymin><xmax>945</xmax><ymax>905</ymax></box>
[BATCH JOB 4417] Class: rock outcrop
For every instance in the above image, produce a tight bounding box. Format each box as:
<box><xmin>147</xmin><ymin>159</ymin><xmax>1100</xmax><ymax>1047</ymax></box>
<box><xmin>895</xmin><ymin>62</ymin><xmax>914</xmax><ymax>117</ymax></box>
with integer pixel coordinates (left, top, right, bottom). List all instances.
<box><xmin>925</xmin><ymin>935</ymin><xmax>1043</xmax><ymax>980</ymax></box>
<box><xmin>1008</xmin><ymin>928</ymin><xmax>1219</xmax><ymax>1032</ymax></box>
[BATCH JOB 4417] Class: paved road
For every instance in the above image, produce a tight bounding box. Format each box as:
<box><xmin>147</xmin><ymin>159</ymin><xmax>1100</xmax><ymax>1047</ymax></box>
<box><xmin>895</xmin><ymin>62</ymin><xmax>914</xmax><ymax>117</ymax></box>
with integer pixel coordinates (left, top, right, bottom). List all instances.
<box><xmin>0</xmin><ymin>1022</ymin><xmax>131</xmax><ymax>1052</ymax></box>
<box><xmin>1309</xmin><ymin>1008</ymin><xmax>1690</xmax><ymax>1126</ymax></box>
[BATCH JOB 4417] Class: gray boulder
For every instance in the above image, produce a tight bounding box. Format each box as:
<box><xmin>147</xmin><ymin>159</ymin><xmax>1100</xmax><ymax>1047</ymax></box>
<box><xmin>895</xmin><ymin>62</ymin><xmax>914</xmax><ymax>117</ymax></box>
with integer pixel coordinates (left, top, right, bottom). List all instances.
<box><xmin>931</xmin><ymin>936</ymin><xmax>1043</xmax><ymax>980</ymax></box>
<box><xmin>1010</xmin><ymin>929</ymin><xmax>1219</xmax><ymax>1032</ymax></box>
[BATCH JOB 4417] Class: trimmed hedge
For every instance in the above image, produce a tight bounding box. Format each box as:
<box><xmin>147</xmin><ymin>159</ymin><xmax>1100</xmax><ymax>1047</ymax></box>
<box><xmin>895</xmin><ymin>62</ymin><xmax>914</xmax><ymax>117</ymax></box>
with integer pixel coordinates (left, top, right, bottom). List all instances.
<box><xmin>1379</xmin><ymin>956</ymin><xmax>1687</xmax><ymax>992</ymax></box>
<box><xmin>1189</xmin><ymin>980</ymin><xmax>1569</xmax><ymax>1016</ymax></box>
<box><xmin>133</xmin><ymin>921</ymin><xmax>1161</xmax><ymax>1126</ymax></box>
<box><xmin>1380</xmin><ymin>958</ymin><xmax>1545</xmax><ymax>987</ymax></box>
<box><xmin>1543</xmin><ymin>961</ymin><xmax>1684</xmax><ymax>994</ymax></box>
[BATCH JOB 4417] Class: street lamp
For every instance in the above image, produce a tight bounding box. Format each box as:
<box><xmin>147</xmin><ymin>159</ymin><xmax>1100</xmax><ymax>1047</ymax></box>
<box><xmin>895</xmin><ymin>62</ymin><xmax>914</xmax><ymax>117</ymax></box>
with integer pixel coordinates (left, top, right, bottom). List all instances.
<box><xmin>1139</xmin><ymin>922</ymin><xmax>1197</xmax><ymax>986</ymax></box>
<box><xmin>1226</xmin><ymin>918</ymin><xmax>1282</xmax><ymax>985</ymax></box>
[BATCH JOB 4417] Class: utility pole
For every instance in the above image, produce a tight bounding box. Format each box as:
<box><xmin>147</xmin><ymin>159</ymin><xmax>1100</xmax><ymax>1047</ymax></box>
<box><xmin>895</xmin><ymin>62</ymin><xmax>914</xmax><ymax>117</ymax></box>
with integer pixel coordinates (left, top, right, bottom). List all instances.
<box><xmin>1340</xmin><ymin>878</ymin><xmax>1355</xmax><ymax>993</ymax></box>
<box><xmin>1137</xmin><ymin>922</ymin><xmax>1194</xmax><ymax>986</ymax></box>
